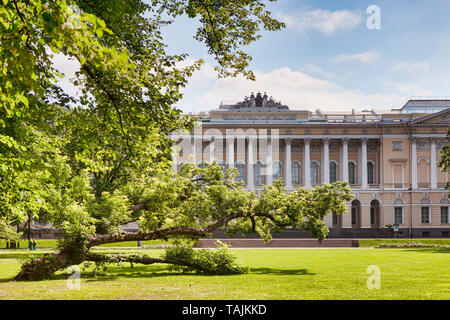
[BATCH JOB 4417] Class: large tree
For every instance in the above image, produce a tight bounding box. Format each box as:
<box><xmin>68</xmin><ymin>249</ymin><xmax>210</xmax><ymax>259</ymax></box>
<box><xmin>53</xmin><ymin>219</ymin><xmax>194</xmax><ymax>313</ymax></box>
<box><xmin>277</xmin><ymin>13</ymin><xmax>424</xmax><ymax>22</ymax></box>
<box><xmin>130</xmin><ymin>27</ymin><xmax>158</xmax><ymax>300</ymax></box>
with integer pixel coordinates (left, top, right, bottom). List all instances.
<box><xmin>1</xmin><ymin>0</ymin><xmax>353</xmax><ymax>281</ymax></box>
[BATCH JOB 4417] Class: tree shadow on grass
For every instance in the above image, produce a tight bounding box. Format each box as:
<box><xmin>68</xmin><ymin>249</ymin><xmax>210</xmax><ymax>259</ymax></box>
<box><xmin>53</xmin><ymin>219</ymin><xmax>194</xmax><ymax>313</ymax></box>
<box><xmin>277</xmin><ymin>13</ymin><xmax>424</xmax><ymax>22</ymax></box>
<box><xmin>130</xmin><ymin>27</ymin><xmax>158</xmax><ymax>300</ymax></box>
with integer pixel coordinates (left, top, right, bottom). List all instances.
<box><xmin>249</xmin><ymin>267</ymin><xmax>315</xmax><ymax>276</ymax></box>
<box><xmin>4</xmin><ymin>264</ymin><xmax>315</xmax><ymax>283</ymax></box>
<box><xmin>80</xmin><ymin>266</ymin><xmax>316</xmax><ymax>282</ymax></box>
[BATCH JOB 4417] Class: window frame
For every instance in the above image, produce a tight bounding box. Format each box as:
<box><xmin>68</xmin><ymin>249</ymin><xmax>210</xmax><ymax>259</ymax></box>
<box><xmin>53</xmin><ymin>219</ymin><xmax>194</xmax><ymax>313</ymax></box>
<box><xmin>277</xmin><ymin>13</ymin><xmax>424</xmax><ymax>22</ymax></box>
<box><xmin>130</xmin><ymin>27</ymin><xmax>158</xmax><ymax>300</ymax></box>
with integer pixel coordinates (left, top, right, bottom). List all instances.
<box><xmin>394</xmin><ymin>207</ymin><xmax>403</xmax><ymax>225</ymax></box>
<box><xmin>441</xmin><ymin>206</ymin><xmax>449</xmax><ymax>224</ymax></box>
<box><xmin>421</xmin><ymin>206</ymin><xmax>430</xmax><ymax>224</ymax></box>
<box><xmin>348</xmin><ymin>161</ymin><xmax>356</xmax><ymax>184</ymax></box>
<box><xmin>292</xmin><ymin>161</ymin><xmax>301</xmax><ymax>185</ymax></box>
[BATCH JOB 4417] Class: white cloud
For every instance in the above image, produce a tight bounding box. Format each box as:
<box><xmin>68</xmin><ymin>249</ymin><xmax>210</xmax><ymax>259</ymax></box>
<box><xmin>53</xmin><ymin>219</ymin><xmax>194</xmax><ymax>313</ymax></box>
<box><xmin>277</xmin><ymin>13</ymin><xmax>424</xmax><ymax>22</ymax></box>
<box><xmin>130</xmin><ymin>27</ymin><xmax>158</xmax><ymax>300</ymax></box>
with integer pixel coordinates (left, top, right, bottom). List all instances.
<box><xmin>276</xmin><ymin>9</ymin><xmax>362</xmax><ymax>35</ymax></box>
<box><xmin>178</xmin><ymin>62</ymin><xmax>404</xmax><ymax>112</ymax></box>
<box><xmin>385</xmin><ymin>81</ymin><xmax>433</xmax><ymax>96</ymax></box>
<box><xmin>333</xmin><ymin>52</ymin><xmax>381</xmax><ymax>64</ymax></box>
<box><xmin>392</xmin><ymin>61</ymin><xmax>430</xmax><ymax>73</ymax></box>
<box><xmin>300</xmin><ymin>63</ymin><xmax>334</xmax><ymax>79</ymax></box>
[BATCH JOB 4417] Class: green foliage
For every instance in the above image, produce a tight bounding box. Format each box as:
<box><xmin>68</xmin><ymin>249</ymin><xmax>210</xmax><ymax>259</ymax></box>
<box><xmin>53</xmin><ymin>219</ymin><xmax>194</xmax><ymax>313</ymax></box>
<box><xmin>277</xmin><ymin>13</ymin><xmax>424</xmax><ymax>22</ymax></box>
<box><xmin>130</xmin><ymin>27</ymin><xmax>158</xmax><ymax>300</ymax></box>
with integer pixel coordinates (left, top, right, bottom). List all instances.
<box><xmin>0</xmin><ymin>220</ymin><xmax>21</xmax><ymax>241</ymax></box>
<box><xmin>359</xmin><ymin>238</ymin><xmax>450</xmax><ymax>247</ymax></box>
<box><xmin>439</xmin><ymin>126</ymin><xmax>450</xmax><ymax>189</ymax></box>
<box><xmin>164</xmin><ymin>241</ymin><xmax>248</xmax><ymax>275</ymax></box>
<box><xmin>377</xmin><ymin>242</ymin><xmax>450</xmax><ymax>248</ymax></box>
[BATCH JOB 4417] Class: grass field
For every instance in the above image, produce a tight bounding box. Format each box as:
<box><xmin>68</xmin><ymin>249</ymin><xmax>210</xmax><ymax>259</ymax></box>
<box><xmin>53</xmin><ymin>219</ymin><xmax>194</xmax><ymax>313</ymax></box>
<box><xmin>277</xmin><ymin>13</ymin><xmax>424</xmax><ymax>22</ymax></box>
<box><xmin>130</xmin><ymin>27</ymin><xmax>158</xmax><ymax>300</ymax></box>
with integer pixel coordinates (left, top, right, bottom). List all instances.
<box><xmin>0</xmin><ymin>247</ymin><xmax>448</xmax><ymax>299</ymax></box>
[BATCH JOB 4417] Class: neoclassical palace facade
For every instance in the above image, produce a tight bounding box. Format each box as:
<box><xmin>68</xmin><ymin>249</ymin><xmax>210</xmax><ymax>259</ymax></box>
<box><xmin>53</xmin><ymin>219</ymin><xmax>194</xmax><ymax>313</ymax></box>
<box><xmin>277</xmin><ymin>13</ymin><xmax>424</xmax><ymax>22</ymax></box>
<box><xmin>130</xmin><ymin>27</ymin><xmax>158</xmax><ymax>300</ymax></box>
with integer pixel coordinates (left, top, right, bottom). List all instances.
<box><xmin>173</xmin><ymin>93</ymin><xmax>450</xmax><ymax>238</ymax></box>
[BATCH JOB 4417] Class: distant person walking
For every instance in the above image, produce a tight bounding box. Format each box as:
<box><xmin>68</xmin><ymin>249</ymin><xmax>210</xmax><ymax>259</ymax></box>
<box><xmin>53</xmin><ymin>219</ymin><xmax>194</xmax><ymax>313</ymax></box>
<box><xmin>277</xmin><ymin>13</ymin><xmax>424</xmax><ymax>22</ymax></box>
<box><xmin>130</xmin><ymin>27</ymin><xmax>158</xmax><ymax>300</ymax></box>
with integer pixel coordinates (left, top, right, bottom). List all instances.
<box><xmin>28</xmin><ymin>239</ymin><xmax>32</xmax><ymax>251</ymax></box>
<box><xmin>137</xmin><ymin>240</ymin><xmax>141</xmax><ymax>247</ymax></box>
<box><xmin>32</xmin><ymin>238</ymin><xmax>37</xmax><ymax>251</ymax></box>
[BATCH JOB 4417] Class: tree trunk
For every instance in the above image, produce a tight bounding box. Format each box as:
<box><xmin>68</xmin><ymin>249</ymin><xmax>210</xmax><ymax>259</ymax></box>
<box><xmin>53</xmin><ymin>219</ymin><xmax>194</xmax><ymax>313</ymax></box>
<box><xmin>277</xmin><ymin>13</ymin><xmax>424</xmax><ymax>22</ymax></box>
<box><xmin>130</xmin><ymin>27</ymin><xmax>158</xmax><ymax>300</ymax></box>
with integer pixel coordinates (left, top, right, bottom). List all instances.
<box><xmin>12</xmin><ymin>248</ymin><xmax>85</xmax><ymax>281</ymax></box>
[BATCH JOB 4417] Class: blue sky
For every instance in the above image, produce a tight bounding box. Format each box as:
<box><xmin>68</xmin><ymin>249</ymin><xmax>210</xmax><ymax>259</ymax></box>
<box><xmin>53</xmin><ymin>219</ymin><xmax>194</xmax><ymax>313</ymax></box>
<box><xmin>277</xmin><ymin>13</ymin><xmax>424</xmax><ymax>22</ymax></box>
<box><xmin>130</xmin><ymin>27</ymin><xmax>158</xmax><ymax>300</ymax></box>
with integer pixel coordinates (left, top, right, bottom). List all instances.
<box><xmin>159</xmin><ymin>0</ymin><xmax>450</xmax><ymax>113</ymax></box>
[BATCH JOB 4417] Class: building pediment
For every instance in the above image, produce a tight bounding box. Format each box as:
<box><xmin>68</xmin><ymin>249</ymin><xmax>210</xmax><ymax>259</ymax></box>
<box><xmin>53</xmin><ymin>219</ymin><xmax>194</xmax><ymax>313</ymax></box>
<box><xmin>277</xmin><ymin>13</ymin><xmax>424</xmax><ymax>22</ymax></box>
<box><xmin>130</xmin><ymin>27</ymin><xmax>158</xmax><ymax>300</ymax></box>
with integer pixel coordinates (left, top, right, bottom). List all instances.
<box><xmin>409</xmin><ymin>107</ymin><xmax>450</xmax><ymax>125</ymax></box>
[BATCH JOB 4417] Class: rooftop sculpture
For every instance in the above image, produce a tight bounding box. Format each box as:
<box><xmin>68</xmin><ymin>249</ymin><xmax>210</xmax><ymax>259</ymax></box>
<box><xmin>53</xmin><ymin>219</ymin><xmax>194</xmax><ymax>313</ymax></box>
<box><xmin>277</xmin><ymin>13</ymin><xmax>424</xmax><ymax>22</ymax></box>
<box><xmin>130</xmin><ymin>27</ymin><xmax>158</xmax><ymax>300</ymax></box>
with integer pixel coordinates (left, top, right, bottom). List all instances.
<box><xmin>233</xmin><ymin>92</ymin><xmax>289</xmax><ymax>109</ymax></box>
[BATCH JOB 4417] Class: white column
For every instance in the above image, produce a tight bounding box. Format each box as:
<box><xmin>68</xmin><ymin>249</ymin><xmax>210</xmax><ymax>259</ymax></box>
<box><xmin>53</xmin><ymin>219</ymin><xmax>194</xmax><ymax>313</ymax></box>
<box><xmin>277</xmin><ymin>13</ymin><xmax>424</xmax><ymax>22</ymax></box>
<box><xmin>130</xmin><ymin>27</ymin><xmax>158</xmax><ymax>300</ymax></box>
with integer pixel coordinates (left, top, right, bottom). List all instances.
<box><xmin>285</xmin><ymin>138</ymin><xmax>292</xmax><ymax>189</ymax></box>
<box><xmin>431</xmin><ymin>138</ymin><xmax>437</xmax><ymax>189</ymax></box>
<box><xmin>209</xmin><ymin>136</ymin><xmax>215</xmax><ymax>163</ymax></box>
<box><xmin>323</xmin><ymin>138</ymin><xmax>330</xmax><ymax>184</ymax></box>
<box><xmin>304</xmin><ymin>138</ymin><xmax>311</xmax><ymax>190</ymax></box>
<box><xmin>361</xmin><ymin>138</ymin><xmax>368</xmax><ymax>189</ymax></box>
<box><xmin>247</xmin><ymin>137</ymin><xmax>254</xmax><ymax>190</ymax></box>
<box><xmin>342</xmin><ymin>138</ymin><xmax>349</xmax><ymax>182</ymax></box>
<box><xmin>411</xmin><ymin>137</ymin><xmax>417</xmax><ymax>189</ymax></box>
<box><xmin>226</xmin><ymin>135</ymin><xmax>235</xmax><ymax>168</ymax></box>
<box><xmin>266</xmin><ymin>136</ymin><xmax>273</xmax><ymax>185</ymax></box>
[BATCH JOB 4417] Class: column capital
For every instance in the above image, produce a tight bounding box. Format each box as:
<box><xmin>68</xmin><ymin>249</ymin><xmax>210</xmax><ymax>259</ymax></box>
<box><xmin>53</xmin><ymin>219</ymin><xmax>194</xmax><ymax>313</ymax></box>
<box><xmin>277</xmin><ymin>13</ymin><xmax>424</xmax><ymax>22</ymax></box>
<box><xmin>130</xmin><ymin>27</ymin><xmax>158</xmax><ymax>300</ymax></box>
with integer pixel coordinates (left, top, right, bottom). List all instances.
<box><xmin>285</xmin><ymin>137</ymin><xmax>292</xmax><ymax>143</ymax></box>
<box><xmin>342</xmin><ymin>137</ymin><xmax>350</xmax><ymax>143</ymax></box>
<box><xmin>361</xmin><ymin>137</ymin><xmax>368</xmax><ymax>142</ymax></box>
<box><xmin>411</xmin><ymin>136</ymin><xmax>418</xmax><ymax>143</ymax></box>
<box><xmin>304</xmin><ymin>137</ymin><xmax>311</xmax><ymax>143</ymax></box>
<box><xmin>430</xmin><ymin>137</ymin><xmax>438</xmax><ymax>143</ymax></box>
<box><xmin>323</xmin><ymin>137</ymin><xmax>330</xmax><ymax>143</ymax></box>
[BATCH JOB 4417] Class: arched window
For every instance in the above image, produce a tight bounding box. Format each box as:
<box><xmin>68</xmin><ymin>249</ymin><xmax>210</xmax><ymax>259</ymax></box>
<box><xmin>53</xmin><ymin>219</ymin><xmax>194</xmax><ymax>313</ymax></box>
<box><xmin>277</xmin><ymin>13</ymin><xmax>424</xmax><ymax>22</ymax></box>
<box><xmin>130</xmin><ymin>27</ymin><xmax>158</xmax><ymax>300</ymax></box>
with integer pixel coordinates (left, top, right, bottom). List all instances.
<box><xmin>254</xmin><ymin>161</ymin><xmax>263</xmax><ymax>185</ymax></box>
<box><xmin>273</xmin><ymin>161</ymin><xmax>283</xmax><ymax>180</ymax></box>
<box><xmin>349</xmin><ymin>162</ymin><xmax>356</xmax><ymax>184</ymax></box>
<box><xmin>351</xmin><ymin>200</ymin><xmax>361</xmax><ymax>227</ymax></box>
<box><xmin>311</xmin><ymin>162</ymin><xmax>319</xmax><ymax>185</ymax></box>
<box><xmin>367</xmin><ymin>162</ymin><xmax>375</xmax><ymax>184</ymax></box>
<box><xmin>292</xmin><ymin>161</ymin><xmax>301</xmax><ymax>185</ymax></box>
<box><xmin>330</xmin><ymin>162</ymin><xmax>337</xmax><ymax>183</ymax></box>
<box><xmin>370</xmin><ymin>200</ymin><xmax>380</xmax><ymax>227</ymax></box>
<box><xmin>235</xmin><ymin>162</ymin><xmax>245</xmax><ymax>182</ymax></box>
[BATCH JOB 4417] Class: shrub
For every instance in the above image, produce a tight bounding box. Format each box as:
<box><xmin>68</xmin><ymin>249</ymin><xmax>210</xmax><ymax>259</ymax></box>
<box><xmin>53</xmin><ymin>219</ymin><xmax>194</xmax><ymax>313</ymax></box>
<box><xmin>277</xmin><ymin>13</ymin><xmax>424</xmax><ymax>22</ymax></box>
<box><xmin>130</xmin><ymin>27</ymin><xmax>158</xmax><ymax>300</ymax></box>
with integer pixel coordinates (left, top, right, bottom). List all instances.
<box><xmin>377</xmin><ymin>242</ymin><xmax>450</xmax><ymax>248</ymax></box>
<box><xmin>164</xmin><ymin>241</ymin><xmax>248</xmax><ymax>275</ymax></box>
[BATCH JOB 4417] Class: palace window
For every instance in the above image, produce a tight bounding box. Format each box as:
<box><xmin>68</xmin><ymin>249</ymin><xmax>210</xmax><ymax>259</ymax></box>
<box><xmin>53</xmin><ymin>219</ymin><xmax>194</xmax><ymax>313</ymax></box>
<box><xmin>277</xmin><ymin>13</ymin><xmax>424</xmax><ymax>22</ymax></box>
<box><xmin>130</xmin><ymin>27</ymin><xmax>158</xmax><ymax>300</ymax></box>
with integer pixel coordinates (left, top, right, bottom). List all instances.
<box><xmin>370</xmin><ymin>200</ymin><xmax>380</xmax><ymax>227</ymax></box>
<box><xmin>311</xmin><ymin>162</ymin><xmax>319</xmax><ymax>185</ymax></box>
<box><xmin>273</xmin><ymin>161</ymin><xmax>283</xmax><ymax>180</ymax></box>
<box><xmin>441</xmin><ymin>207</ymin><xmax>449</xmax><ymax>224</ymax></box>
<box><xmin>292</xmin><ymin>161</ymin><xmax>300</xmax><ymax>185</ymax></box>
<box><xmin>254</xmin><ymin>161</ymin><xmax>263</xmax><ymax>185</ymax></box>
<box><xmin>330</xmin><ymin>162</ymin><xmax>337</xmax><ymax>183</ymax></box>
<box><xmin>367</xmin><ymin>162</ymin><xmax>375</xmax><ymax>184</ymax></box>
<box><xmin>394</xmin><ymin>207</ymin><xmax>403</xmax><ymax>225</ymax></box>
<box><xmin>351</xmin><ymin>200</ymin><xmax>360</xmax><ymax>226</ymax></box>
<box><xmin>421</xmin><ymin>207</ymin><xmax>430</xmax><ymax>224</ymax></box>
<box><xmin>235</xmin><ymin>162</ymin><xmax>245</xmax><ymax>182</ymax></box>
<box><xmin>348</xmin><ymin>162</ymin><xmax>356</xmax><ymax>184</ymax></box>
<box><xmin>332</xmin><ymin>213</ymin><xmax>340</xmax><ymax>226</ymax></box>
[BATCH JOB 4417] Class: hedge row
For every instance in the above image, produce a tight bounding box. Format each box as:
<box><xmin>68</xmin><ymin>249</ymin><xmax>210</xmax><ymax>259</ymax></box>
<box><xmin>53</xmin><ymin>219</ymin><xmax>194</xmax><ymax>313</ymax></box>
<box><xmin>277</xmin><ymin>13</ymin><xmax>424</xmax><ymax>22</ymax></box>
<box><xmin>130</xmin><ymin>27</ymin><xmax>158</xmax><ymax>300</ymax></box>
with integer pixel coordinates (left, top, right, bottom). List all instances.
<box><xmin>359</xmin><ymin>239</ymin><xmax>450</xmax><ymax>247</ymax></box>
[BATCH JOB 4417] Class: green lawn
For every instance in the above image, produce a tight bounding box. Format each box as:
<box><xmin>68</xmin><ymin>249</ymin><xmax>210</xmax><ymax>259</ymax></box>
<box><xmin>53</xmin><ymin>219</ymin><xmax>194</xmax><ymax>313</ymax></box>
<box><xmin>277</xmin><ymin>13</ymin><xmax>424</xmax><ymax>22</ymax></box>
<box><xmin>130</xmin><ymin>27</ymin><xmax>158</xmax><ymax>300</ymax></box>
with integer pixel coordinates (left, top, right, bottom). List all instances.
<box><xmin>0</xmin><ymin>248</ymin><xmax>448</xmax><ymax>299</ymax></box>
